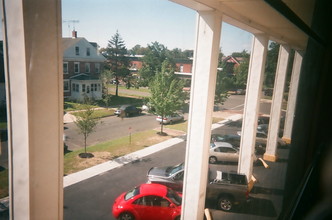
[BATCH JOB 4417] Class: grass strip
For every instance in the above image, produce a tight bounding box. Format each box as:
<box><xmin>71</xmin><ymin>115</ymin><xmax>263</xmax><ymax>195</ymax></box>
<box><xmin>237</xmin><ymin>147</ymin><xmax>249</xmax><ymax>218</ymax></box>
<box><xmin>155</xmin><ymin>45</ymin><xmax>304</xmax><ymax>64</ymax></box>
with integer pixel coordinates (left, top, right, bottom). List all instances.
<box><xmin>64</xmin><ymin>130</ymin><xmax>171</xmax><ymax>175</ymax></box>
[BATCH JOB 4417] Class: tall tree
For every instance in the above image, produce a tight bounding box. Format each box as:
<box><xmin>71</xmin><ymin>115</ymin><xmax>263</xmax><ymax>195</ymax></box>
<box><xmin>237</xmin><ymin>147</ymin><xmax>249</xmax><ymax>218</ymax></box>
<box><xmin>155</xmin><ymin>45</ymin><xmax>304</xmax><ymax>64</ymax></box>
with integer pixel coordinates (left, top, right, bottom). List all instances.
<box><xmin>264</xmin><ymin>41</ymin><xmax>280</xmax><ymax>88</ymax></box>
<box><xmin>149</xmin><ymin>60</ymin><xmax>185</xmax><ymax>134</ymax></box>
<box><xmin>215</xmin><ymin>51</ymin><xmax>231</xmax><ymax>105</ymax></box>
<box><xmin>105</xmin><ymin>31</ymin><xmax>130</xmax><ymax>96</ymax></box>
<box><xmin>139</xmin><ymin>41</ymin><xmax>174</xmax><ymax>86</ymax></box>
<box><xmin>234</xmin><ymin>57</ymin><xmax>250</xmax><ymax>89</ymax></box>
<box><xmin>74</xmin><ymin>99</ymin><xmax>100</xmax><ymax>158</ymax></box>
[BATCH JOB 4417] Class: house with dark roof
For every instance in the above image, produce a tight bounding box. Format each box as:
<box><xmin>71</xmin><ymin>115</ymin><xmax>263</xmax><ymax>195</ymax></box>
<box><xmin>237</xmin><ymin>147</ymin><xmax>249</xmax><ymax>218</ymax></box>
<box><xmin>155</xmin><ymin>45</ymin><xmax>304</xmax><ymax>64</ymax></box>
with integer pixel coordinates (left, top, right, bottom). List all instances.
<box><xmin>62</xmin><ymin>31</ymin><xmax>107</xmax><ymax>101</ymax></box>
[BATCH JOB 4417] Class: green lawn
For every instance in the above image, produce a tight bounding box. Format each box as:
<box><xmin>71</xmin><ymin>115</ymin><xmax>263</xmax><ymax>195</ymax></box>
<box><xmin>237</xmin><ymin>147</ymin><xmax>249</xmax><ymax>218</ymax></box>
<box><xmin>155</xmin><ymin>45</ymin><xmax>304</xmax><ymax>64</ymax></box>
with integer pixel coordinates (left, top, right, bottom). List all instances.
<box><xmin>72</xmin><ymin>109</ymin><xmax>115</xmax><ymax>119</ymax></box>
<box><xmin>64</xmin><ymin>130</ymin><xmax>171</xmax><ymax>175</ymax></box>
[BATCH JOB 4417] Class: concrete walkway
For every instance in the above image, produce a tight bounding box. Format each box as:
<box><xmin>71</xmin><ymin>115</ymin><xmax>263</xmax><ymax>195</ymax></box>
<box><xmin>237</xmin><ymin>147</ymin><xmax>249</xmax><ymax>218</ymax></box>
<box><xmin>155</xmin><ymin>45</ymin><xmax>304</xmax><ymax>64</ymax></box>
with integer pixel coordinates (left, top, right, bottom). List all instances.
<box><xmin>63</xmin><ymin>112</ymin><xmax>243</xmax><ymax>187</ymax></box>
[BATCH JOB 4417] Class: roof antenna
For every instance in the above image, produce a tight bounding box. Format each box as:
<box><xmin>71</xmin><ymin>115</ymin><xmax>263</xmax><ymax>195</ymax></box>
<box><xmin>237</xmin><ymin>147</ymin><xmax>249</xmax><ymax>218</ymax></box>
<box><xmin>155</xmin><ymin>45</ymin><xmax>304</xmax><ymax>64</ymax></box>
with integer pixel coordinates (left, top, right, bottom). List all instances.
<box><xmin>62</xmin><ymin>20</ymin><xmax>80</xmax><ymax>37</ymax></box>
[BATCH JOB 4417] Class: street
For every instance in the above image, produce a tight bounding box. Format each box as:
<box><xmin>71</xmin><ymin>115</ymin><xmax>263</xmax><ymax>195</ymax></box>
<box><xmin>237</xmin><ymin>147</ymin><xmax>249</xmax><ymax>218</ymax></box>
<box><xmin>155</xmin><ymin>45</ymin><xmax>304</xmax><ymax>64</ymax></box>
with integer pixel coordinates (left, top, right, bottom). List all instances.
<box><xmin>64</xmin><ymin>141</ymin><xmax>186</xmax><ymax>220</ymax></box>
<box><xmin>64</xmin><ymin>121</ymin><xmax>285</xmax><ymax>220</ymax></box>
<box><xmin>64</xmin><ymin>95</ymin><xmax>272</xmax><ymax>151</ymax></box>
<box><xmin>64</xmin><ymin>113</ymin><xmax>158</xmax><ymax>150</ymax></box>
<box><xmin>63</xmin><ymin>95</ymin><xmax>283</xmax><ymax>220</ymax></box>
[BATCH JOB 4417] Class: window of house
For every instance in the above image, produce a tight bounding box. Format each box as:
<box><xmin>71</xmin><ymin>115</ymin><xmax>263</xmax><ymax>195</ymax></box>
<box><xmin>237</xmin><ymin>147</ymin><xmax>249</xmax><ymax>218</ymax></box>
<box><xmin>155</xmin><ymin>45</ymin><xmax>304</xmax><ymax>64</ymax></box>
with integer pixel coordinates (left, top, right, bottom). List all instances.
<box><xmin>63</xmin><ymin>62</ymin><xmax>68</xmax><ymax>74</ymax></box>
<box><xmin>91</xmin><ymin>83</ymin><xmax>97</xmax><ymax>92</ymax></box>
<box><xmin>86</xmin><ymin>48</ymin><xmax>90</xmax><ymax>56</ymax></box>
<box><xmin>82</xmin><ymin>84</ymin><xmax>86</xmax><ymax>93</ymax></box>
<box><xmin>64</xmin><ymin>80</ymin><xmax>70</xmax><ymax>91</ymax></box>
<box><xmin>180</xmin><ymin>64</ymin><xmax>184</xmax><ymax>72</ymax></box>
<box><xmin>75</xmin><ymin>46</ymin><xmax>79</xmax><ymax>55</ymax></box>
<box><xmin>74</xmin><ymin>62</ymin><xmax>80</xmax><ymax>73</ymax></box>
<box><xmin>72</xmin><ymin>83</ymin><xmax>75</xmax><ymax>92</ymax></box>
<box><xmin>85</xmin><ymin>63</ymin><xmax>90</xmax><ymax>73</ymax></box>
<box><xmin>95</xmin><ymin>63</ymin><xmax>100</xmax><ymax>73</ymax></box>
<box><xmin>87</xmin><ymin>85</ymin><xmax>90</xmax><ymax>93</ymax></box>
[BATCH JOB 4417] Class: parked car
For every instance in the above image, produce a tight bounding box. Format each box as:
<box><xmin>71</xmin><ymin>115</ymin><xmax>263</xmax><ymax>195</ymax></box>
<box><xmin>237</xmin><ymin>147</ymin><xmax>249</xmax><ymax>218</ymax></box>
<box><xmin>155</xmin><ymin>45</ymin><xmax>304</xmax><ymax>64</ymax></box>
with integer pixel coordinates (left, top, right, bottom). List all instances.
<box><xmin>257</xmin><ymin>124</ymin><xmax>269</xmax><ymax>134</ymax></box>
<box><xmin>211</xmin><ymin>134</ymin><xmax>266</xmax><ymax>155</ymax></box>
<box><xmin>207</xmin><ymin>171</ymin><xmax>250</xmax><ymax>211</ymax></box>
<box><xmin>210</xmin><ymin>141</ymin><xmax>233</xmax><ymax>149</ymax></box>
<box><xmin>211</xmin><ymin>134</ymin><xmax>241</xmax><ymax>147</ymax></box>
<box><xmin>114</xmin><ymin>105</ymin><xmax>142</xmax><ymax>117</ymax></box>
<box><xmin>236</xmin><ymin>89</ymin><xmax>246</xmax><ymax>95</ymax></box>
<box><xmin>0</xmin><ymin>197</ymin><xmax>9</xmax><ymax>213</ymax></box>
<box><xmin>112</xmin><ymin>183</ymin><xmax>182</xmax><ymax>220</ymax></box>
<box><xmin>156</xmin><ymin>113</ymin><xmax>184</xmax><ymax>124</ymax></box>
<box><xmin>237</xmin><ymin>130</ymin><xmax>287</xmax><ymax>147</ymax></box>
<box><xmin>147</xmin><ymin>163</ymin><xmax>184</xmax><ymax>192</ymax></box>
<box><xmin>147</xmin><ymin>164</ymin><xmax>250</xmax><ymax>211</ymax></box>
<box><xmin>209</xmin><ymin>145</ymin><xmax>241</xmax><ymax>164</ymax></box>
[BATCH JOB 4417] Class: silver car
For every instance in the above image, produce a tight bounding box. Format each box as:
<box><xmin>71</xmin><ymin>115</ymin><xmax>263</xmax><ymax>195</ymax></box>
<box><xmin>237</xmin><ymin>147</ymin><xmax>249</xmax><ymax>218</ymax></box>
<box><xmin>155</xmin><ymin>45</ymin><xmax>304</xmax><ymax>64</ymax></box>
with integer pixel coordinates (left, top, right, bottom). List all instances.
<box><xmin>147</xmin><ymin>163</ymin><xmax>184</xmax><ymax>191</ymax></box>
<box><xmin>209</xmin><ymin>145</ymin><xmax>257</xmax><ymax>164</ymax></box>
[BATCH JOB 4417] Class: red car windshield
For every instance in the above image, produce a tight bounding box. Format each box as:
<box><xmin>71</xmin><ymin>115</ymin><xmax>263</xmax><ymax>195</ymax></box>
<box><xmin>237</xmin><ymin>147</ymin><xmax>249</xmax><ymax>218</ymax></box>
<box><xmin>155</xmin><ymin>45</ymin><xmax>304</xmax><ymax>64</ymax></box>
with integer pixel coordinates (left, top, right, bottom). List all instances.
<box><xmin>124</xmin><ymin>187</ymin><xmax>140</xmax><ymax>200</ymax></box>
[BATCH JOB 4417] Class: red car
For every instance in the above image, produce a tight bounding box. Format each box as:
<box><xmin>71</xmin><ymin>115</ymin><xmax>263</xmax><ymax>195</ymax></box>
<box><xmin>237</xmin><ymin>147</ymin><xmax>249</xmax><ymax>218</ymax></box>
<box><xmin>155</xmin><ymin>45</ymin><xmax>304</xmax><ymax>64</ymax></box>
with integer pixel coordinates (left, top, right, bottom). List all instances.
<box><xmin>112</xmin><ymin>183</ymin><xmax>182</xmax><ymax>220</ymax></box>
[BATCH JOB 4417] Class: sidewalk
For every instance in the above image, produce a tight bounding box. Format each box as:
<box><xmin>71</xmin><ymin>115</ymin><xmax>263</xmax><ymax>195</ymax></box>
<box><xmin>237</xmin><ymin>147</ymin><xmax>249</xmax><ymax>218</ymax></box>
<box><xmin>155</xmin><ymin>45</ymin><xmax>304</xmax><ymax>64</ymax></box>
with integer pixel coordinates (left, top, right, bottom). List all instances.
<box><xmin>63</xmin><ymin>111</ymin><xmax>243</xmax><ymax>187</ymax></box>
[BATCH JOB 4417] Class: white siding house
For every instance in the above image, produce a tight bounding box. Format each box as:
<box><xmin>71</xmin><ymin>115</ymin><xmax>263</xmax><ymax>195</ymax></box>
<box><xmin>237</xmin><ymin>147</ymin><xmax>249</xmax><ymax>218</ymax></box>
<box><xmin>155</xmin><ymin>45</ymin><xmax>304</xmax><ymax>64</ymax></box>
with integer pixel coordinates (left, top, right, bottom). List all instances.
<box><xmin>62</xmin><ymin>34</ymin><xmax>106</xmax><ymax>101</ymax></box>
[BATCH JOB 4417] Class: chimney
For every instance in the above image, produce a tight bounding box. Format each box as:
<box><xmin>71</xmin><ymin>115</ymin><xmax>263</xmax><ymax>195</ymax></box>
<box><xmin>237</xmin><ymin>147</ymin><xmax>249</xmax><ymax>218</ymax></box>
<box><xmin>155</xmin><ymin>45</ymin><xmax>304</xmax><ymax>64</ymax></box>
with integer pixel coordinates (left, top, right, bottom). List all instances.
<box><xmin>72</xmin><ymin>30</ymin><xmax>77</xmax><ymax>39</ymax></box>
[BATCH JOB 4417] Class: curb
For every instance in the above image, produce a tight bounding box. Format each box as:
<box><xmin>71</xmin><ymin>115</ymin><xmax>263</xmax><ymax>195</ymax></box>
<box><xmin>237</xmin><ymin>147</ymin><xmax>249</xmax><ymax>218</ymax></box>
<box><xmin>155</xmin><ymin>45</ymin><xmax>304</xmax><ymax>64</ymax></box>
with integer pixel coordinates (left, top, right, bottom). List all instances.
<box><xmin>63</xmin><ymin>113</ymin><xmax>243</xmax><ymax>188</ymax></box>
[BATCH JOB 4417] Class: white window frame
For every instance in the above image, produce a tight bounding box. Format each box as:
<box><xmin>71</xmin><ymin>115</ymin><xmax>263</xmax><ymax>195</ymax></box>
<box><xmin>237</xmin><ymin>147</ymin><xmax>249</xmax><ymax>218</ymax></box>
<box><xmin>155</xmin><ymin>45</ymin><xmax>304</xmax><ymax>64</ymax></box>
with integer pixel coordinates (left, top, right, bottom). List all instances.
<box><xmin>64</xmin><ymin>80</ymin><xmax>70</xmax><ymax>92</ymax></box>
<box><xmin>85</xmin><ymin>63</ymin><xmax>90</xmax><ymax>73</ymax></box>
<box><xmin>75</xmin><ymin>46</ymin><xmax>80</xmax><ymax>55</ymax></box>
<box><xmin>95</xmin><ymin>63</ymin><xmax>100</xmax><ymax>73</ymax></box>
<box><xmin>74</xmin><ymin>62</ymin><xmax>80</xmax><ymax>73</ymax></box>
<box><xmin>63</xmin><ymin>62</ymin><xmax>68</xmax><ymax>74</ymax></box>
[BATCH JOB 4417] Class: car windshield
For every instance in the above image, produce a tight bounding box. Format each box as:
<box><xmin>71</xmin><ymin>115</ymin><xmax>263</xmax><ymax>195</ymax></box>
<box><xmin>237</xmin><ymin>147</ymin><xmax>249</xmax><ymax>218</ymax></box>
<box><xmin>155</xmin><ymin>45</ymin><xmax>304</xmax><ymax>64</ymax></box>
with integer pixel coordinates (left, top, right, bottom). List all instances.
<box><xmin>119</xmin><ymin>105</ymin><xmax>128</xmax><ymax>110</ymax></box>
<box><xmin>124</xmin><ymin>186</ymin><xmax>140</xmax><ymax>200</ymax></box>
<box><xmin>167</xmin><ymin>163</ymin><xmax>184</xmax><ymax>176</ymax></box>
<box><xmin>167</xmin><ymin>189</ymin><xmax>182</xmax><ymax>206</ymax></box>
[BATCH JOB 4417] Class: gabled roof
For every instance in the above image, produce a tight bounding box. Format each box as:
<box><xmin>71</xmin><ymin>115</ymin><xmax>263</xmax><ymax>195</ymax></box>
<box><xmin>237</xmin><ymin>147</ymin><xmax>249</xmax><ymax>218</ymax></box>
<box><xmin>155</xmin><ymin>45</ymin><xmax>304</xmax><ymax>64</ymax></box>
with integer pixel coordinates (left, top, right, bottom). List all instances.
<box><xmin>70</xmin><ymin>73</ymin><xmax>100</xmax><ymax>81</ymax></box>
<box><xmin>62</xmin><ymin>37</ymin><xmax>106</xmax><ymax>62</ymax></box>
<box><xmin>62</xmin><ymin>37</ymin><xmax>84</xmax><ymax>51</ymax></box>
<box><xmin>223</xmin><ymin>56</ymin><xmax>240</xmax><ymax>65</ymax></box>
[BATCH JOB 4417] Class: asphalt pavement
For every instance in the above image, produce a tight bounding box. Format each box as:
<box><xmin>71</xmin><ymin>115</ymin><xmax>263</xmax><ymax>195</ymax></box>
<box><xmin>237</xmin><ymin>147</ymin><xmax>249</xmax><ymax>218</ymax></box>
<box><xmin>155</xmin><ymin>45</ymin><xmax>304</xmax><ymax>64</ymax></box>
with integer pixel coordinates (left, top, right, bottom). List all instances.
<box><xmin>64</xmin><ymin>110</ymin><xmax>289</xmax><ymax>220</ymax></box>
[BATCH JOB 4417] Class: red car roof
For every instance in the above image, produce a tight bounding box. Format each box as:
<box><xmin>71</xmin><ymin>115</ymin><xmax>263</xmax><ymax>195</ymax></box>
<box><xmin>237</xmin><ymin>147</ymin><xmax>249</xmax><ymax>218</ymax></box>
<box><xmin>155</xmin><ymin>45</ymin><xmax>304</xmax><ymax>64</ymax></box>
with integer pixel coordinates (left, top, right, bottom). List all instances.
<box><xmin>139</xmin><ymin>183</ymin><xmax>168</xmax><ymax>197</ymax></box>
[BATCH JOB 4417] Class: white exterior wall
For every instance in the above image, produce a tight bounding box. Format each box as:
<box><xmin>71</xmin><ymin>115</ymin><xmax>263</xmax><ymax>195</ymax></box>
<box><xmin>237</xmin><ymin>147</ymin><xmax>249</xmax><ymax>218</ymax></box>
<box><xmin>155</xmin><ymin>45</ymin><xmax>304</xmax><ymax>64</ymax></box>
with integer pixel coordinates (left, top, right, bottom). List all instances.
<box><xmin>264</xmin><ymin>45</ymin><xmax>290</xmax><ymax>161</ymax></box>
<box><xmin>63</xmin><ymin>38</ymin><xmax>106</xmax><ymax>62</ymax></box>
<box><xmin>238</xmin><ymin>34</ymin><xmax>268</xmax><ymax>182</ymax></box>
<box><xmin>181</xmin><ymin>11</ymin><xmax>222</xmax><ymax>220</ymax></box>
<box><xmin>282</xmin><ymin>51</ymin><xmax>303</xmax><ymax>143</ymax></box>
<box><xmin>70</xmin><ymin>80</ymin><xmax>102</xmax><ymax>101</ymax></box>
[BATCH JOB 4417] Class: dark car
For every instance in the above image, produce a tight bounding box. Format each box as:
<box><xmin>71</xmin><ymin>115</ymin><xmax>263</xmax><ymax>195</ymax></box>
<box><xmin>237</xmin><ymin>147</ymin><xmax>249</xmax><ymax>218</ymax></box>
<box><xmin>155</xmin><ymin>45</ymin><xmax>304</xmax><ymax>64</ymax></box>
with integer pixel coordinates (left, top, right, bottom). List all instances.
<box><xmin>211</xmin><ymin>133</ymin><xmax>266</xmax><ymax>155</ymax></box>
<box><xmin>211</xmin><ymin>134</ymin><xmax>241</xmax><ymax>147</ymax></box>
<box><xmin>114</xmin><ymin>105</ymin><xmax>142</xmax><ymax>117</ymax></box>
<box><xmin>147</xmin><ymin>164</ymin><xmax>250</xmax><ymax>211</ymax></box>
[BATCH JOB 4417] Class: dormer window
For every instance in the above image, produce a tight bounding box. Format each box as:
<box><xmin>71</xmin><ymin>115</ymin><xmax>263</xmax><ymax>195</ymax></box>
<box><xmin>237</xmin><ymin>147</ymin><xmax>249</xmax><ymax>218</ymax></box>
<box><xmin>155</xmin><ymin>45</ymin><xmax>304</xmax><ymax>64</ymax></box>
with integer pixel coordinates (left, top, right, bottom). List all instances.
<box><xmin>86</xmin><ymin>48</ymin><xmax>90</xmax><ymax>56</ymax></box>
<box><xmin>75</xmin><ymin>46</ymin><xmax>79</xmax><ymax>55</ymax></box>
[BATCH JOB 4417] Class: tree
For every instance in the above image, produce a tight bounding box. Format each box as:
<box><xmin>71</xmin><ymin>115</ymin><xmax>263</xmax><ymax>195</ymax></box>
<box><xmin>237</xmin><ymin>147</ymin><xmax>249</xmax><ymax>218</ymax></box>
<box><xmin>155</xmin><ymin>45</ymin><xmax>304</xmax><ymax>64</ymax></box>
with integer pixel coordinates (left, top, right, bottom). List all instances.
<box><xmin>214</xmin><ymin>51</ymin><xmax>231</xmax><ymax>105</ymax></box>
<box><xmin>74</xmin><ymin>100</ymin><xmax>100</xmax><ymax>158</ymax></box>
<box><xmin>149</xmin><ymin>60</ymin><xmax>185</xmax><ymax>135</ymax></box>
<box><xmin>234</xmin><ymin>57</ymin><xmax>250</xmax><ymax>89</ymax></box>
<box><xmin>264</xmin><ymin>41</ymin><xmax>280</xmax><ymax>88</ymax></box>
<box><xmin>105</xmin><ymin>31</ymin><xmax>130</xmax><ymax>96</ymax></box>
<box><xmin>139</xmin><ymin>42</ymin><xmax>174</xmax><ymax>86</ymax></box>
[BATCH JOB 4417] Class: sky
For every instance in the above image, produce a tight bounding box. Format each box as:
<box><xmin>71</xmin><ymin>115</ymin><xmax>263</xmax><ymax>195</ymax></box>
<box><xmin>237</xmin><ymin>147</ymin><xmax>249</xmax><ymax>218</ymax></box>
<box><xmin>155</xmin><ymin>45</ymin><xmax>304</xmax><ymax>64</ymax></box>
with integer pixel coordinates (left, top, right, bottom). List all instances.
<box><xmin>0</xmin><ymin>0</ymin><xmax>252</xmax><ymax>56</ymax></box>
<box><xmin>62</xmin><ymin>0</ymin><xmax>253</xmax><ymax>56</ymax></box>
